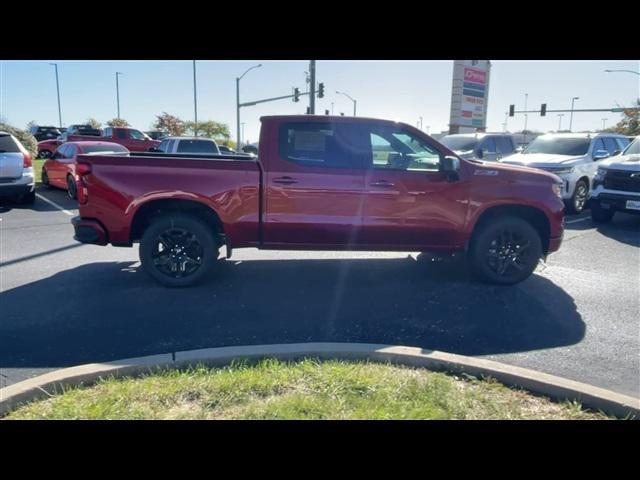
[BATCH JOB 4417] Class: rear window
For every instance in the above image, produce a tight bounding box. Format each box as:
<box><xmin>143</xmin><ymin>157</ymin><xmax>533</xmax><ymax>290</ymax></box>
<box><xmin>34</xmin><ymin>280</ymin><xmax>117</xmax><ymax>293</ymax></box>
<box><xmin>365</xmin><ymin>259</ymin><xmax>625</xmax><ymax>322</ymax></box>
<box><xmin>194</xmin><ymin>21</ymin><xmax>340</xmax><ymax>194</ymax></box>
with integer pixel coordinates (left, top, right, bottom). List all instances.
<box><xmin>81</xmin><ymin>144</ymin><xmax>129</xmax><ymax>154</ymax></box>
<box><xmin>176</xmin><ymin>140</ymin><xmax>219</xmax><ymax>154</ymax></box>
<box><xmin>0</xmin><ymin>134</ymin><xmax>20</xmax><ymax>153</ymax></box>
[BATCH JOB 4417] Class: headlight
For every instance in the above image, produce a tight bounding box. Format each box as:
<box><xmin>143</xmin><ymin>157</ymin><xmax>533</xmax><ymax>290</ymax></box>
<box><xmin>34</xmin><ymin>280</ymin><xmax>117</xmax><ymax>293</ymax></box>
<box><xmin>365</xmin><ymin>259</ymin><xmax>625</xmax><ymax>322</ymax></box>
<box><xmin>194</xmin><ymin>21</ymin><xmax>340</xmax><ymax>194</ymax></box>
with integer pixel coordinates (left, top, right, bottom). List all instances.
<box><xmin>594</xmin><ymin>167</ymin><xmax>606</xmax><ymax>181</ymax></box>
<box><xmin>552</xmin><ymin>183</ymin><xmax>563</xmax><ymax>198</ymax></box>
<box><xmin>545</xmin><ymin>166</ymin><xmax>574</xmax><ymax>175</ymax></box>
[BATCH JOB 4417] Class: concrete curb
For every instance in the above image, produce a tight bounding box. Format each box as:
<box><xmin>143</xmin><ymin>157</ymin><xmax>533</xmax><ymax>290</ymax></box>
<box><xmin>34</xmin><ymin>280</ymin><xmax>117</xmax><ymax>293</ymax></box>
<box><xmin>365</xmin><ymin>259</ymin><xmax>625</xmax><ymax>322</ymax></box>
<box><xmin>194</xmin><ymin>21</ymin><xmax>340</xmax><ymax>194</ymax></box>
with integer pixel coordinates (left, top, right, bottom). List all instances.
<box><xmin>1</xmin><ymin>343</ymin><xmax>638</xmax><ymax>418</ymax></box>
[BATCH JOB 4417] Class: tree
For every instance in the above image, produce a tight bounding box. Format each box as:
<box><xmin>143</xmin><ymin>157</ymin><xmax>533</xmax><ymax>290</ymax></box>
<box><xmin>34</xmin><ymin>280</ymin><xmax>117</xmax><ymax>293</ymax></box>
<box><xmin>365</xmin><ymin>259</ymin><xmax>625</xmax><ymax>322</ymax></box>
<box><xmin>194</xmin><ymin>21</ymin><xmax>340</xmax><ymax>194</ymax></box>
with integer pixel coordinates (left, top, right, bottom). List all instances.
<box><xmin>154</xmin><ymin>112</ymin><xmax>185</xmax><ymax>136</ymax></box>
<box><xmin>26</xmin><ymin>120</ymin><xmax>38</xmax><ymax>131</ymax></box>
<box><xmin>86</xmin><ymin>118</ymin><xmax>102</xmax><ymax>129</ymax></box>
<box><xmin>608</xmin><ymin>100</ymin><xmax>640</xmax><ymax>136</ymax></box>
<box><xmin>107</xmin><ymin>118</ymin><xmax>130</xmax><ymax>128</ymax></box>
<box><xmin>184</xmin><ymin>120</ymin><xmax>230</xmax><ymax>140</ymax></box>
<box><xmin>0</xmin><ymin>121</ymin><xmax>38</xmax><ymax>157</ymax></box>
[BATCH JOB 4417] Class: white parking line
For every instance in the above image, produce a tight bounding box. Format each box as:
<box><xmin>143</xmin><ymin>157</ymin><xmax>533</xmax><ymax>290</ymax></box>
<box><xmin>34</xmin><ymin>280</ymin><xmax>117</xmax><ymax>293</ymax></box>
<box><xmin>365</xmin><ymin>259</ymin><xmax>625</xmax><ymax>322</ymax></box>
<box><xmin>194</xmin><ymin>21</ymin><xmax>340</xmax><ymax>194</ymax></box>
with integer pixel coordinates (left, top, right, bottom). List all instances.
<box><xmin>35</xmin><ymin>193</ymin><xmax>75</xmax><ymax>216</ymax></box>
<box><xmin>566</xmin><ymin>217</ymin><xmax>591</xmax><ymax>224</ymax></box>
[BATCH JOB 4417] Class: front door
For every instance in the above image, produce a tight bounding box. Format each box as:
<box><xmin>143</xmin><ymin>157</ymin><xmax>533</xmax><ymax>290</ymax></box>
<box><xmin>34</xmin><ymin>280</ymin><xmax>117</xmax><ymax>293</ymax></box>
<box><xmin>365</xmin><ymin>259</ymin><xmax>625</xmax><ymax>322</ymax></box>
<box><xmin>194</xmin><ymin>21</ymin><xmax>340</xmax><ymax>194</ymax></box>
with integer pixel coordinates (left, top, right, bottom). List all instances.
<box><xmin>263</xmin><ymin>120</ymin><xmax>367</xmax><ymax>246</ymax></box>
<box><xmin>359</xmin><ymin>124</ymin><xmax>468</xmax><ymax>250</ymax></box>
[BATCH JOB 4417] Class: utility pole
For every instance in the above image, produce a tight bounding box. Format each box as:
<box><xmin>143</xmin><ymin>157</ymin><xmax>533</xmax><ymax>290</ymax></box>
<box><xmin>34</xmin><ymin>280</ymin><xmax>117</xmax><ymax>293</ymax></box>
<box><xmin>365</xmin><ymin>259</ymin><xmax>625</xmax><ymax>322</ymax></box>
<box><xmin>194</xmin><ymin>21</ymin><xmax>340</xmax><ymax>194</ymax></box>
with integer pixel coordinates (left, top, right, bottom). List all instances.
<box><xmin>309</xmin><ymin>60</ymin><xmax>316</xmax><ymax>114</ymax></box>
<box><xmin>49</xmin><ymin>63</ymin><xmax>62</xmax><ymax>128</ymax></box>
<box><xmin>193</xmin><ymin>60</ymin><xmax>198</xmax><ymax>136</ymax></box>
<box><xmin>557</xmin><ymin>114</ymin><xmax>564</xmax><ymax>131</ymax></box>
<box><xmin>331</xmin><ymin>102</ymin><xmax>334</xmax><ymax>115</ymax></box>
<box><xmin>241</xmin><ymin>122</ymin><xmax>245</xmax><ymax>145</ymax></box>
<box><xmin>569</xmin><ymin>96</ymin><xmax>579</xmax><ymax>132</ymax></box>
<box><xmin>115</xmin><ymin>72</ymin><xmax>123</xmax><ymax>119</ymax></box>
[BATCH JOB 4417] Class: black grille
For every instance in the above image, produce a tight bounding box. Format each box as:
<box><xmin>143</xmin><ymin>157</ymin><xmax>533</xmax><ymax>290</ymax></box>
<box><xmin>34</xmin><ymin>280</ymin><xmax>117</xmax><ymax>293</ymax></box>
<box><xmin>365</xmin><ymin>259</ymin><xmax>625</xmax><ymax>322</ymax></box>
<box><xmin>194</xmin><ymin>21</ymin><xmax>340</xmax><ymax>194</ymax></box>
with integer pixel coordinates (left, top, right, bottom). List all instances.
<box><xmin>603</xmin><ymin>169</ymin><xmax>640</xmax><ymax>193</ymax></box>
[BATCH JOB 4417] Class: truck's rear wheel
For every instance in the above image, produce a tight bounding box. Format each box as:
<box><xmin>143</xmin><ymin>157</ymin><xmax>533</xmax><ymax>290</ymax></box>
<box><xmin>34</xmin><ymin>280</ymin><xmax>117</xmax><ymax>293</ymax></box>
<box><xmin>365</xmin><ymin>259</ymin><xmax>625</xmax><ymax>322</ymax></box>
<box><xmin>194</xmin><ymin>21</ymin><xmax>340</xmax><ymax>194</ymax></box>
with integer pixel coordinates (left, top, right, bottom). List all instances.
<box><xmin>469</xmin><ymin>216</ymin><xmax>542</xmax><ymax>285</ymax></box>
<box><xmin>139</xmin><ymin>213</ymin><xmax>219</xmax><ymax>287</ymax></box>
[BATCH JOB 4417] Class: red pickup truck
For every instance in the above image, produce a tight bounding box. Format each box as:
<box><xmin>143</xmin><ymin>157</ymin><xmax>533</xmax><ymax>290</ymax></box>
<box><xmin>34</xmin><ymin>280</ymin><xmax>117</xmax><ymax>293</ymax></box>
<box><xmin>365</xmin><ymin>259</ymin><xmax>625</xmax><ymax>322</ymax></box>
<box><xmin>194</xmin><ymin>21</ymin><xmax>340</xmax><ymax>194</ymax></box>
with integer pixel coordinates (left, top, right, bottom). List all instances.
<box><xmin>71</xmin><ymin>115</ymin><xmax>565</xmax><ymax>287</ymax></box>
<box><xmin>37</xmin><ymin>127</ymin><xmax>160</xmax><ymax>158</ymax></box>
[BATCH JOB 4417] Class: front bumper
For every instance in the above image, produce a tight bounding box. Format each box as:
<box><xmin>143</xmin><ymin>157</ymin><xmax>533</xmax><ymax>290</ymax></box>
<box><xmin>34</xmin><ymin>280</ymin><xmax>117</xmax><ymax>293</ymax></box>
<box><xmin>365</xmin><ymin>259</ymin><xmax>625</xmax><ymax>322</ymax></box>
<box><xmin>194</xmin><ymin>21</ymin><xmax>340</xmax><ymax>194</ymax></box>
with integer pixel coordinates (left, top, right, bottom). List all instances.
<box><xmin>591</xmin><ymin>192</ymin><xmax>640</xmax><ymax>215</ymax></box>
<box><xmin>72</xmin><ymin>216</ymin><xmax>108</xmax><ymax>245</ymax></box>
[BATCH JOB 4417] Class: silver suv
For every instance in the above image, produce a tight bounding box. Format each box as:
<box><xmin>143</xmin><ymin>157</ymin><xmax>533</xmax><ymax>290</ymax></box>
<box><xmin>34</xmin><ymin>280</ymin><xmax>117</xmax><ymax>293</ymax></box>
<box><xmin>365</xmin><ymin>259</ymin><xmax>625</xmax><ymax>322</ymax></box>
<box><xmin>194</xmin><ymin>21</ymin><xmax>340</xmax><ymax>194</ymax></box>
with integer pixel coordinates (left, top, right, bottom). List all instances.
<box><xmin>440</xmin><ymin>133</ymin><xmax>517</xmax><ymax>161</ymax></box>
<box><xmin>0</xmin><ymin>132</ymin><xmax>35</xmax><ymax>204</ymax></box>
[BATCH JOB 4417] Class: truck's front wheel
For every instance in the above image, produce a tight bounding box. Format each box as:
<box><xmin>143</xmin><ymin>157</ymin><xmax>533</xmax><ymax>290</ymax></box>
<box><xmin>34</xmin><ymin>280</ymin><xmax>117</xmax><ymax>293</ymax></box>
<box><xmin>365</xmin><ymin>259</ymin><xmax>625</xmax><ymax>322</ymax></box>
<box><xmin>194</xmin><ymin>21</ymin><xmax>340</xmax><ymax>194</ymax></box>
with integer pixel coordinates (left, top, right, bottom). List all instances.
<box><xmin>139</xmin><ymin>214</ymin><xmax>219</xmax><ymax>287</ymax></box>
<box><xmin>469</xmin><ymin>216</ymin><xmax>542</xmax><ymax>285</ymax></box>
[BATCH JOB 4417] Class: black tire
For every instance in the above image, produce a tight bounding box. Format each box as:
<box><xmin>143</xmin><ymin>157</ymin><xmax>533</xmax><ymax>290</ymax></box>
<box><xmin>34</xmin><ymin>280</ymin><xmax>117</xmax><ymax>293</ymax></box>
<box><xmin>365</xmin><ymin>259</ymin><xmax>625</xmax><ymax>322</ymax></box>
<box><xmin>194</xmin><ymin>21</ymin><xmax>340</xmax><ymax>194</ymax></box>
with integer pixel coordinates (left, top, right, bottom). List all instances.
<box><xmin>41</xmin><ymin>168</ymin><xmax>51</xmax><ymax>187</ymax></box>
<box><xmin>590</xmin><ymin>201</ymin><xmax>615</xmax><ymax>223</ymax></box>
<box><xmin>567</xmin><ymin>179</ymin><xmax>589</xmax><ymax>214</ymax></box>
<box><xmin>19</xmin><ymin>190</ymin><xmax>36</xmax><ymax>205</ymax></box>
<box><xmin>67</xmin><ymin>175</ymin><xmax>77</xmax><ymax>200</ymax></box>
<box><xmin>139</xmin><ymin>213</ymin><xmax>220</xmax><ymax>287</ymax></box>
<box><xmin>38</xmin><ymin>150</ymin><xmax>52</xmax><ymax>159</ymax></box>
<box><xmin>469</xmin><ymin>216</ymin><xmax>542</xmax><ymax>285</ymax></box>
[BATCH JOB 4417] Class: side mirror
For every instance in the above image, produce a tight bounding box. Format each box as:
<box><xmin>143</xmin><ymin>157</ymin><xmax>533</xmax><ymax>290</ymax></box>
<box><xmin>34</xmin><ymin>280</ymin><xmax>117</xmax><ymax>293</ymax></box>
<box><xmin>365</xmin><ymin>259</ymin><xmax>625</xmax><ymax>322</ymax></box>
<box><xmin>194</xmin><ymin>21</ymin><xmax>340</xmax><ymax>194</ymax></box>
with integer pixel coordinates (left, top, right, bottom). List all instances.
<box><xmin>593</xmin><ymin>149</ymin><xmax>610</xmax><ymax>161</ymax></box>
<box><xmin>441</xmin><ymin>155</ymin><xmax>460</xmax><ymax>181</ymax></box>
<box><xmin>612</xmin><ymin>149</ymin><xmax>621</xmax><ymax>156</ymax></box>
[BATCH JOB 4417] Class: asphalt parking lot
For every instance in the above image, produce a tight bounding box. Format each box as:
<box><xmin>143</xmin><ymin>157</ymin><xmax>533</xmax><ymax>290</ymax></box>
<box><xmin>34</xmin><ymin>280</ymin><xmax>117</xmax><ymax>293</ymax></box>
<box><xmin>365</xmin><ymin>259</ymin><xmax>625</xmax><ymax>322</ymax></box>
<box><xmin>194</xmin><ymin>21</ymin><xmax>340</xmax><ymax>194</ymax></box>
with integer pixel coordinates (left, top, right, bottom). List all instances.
<box><xmin>1</xmin><ymin>187</ymin><xmax>639</xmax><ymax>397</ymax></box>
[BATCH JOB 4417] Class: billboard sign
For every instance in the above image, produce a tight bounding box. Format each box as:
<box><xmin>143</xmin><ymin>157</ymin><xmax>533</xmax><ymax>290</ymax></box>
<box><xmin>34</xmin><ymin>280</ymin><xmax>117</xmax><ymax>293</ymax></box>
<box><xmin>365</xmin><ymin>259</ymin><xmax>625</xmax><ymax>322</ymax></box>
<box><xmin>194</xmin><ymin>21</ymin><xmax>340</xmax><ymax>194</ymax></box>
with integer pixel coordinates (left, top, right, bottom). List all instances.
<box><xmin>449</xmin><ymin>60</ymin><xmax>491</xmax><ymax>133</ymax></box>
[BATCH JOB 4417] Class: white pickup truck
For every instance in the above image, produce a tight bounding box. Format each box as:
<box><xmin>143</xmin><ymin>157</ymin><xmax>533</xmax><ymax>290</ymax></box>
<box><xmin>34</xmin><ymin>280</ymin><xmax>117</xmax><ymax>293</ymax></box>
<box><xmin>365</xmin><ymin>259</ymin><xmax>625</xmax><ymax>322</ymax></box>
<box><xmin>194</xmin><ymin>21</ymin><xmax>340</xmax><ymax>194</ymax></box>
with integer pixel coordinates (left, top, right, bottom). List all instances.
<box><xmin>590</xmin><ymin>136</ymin><xmax>640</xmax><ymax>222</ymax></box>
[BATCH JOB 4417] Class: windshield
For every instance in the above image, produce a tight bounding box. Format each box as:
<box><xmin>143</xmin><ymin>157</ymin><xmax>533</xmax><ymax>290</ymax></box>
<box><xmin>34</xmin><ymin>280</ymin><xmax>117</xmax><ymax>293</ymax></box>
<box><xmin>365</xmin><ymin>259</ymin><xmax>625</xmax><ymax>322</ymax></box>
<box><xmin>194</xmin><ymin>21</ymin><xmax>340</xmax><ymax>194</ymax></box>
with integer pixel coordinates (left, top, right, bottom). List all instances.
<box><xmin>623</xmin><ymin>138</ymin><xmax>639</xmax><ymax>155</ymax></box>
<box><xmin>441</xmin><ymin>136</ymin><xmax>478</xmax><ymax>152</ymax></box>
<box><xmin>523</xmin><ymin>137</ymin><xmax>590</xmax><ymax>156</ymax></box>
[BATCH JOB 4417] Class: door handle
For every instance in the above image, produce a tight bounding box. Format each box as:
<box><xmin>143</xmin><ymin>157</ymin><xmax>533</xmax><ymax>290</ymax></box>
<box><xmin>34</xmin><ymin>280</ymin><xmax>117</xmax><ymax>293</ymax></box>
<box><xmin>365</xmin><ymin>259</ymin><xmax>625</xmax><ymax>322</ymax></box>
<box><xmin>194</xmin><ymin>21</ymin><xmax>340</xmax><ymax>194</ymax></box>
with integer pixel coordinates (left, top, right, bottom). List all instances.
<box><xmin>273</xmin><ymin>176</ymin><xmax>298</xmax><ymax>185</ymax></box>
<box><xmin>370</xmin><ymin>180</ymin><xmax>395</xmax><ymax>187</ymax></box>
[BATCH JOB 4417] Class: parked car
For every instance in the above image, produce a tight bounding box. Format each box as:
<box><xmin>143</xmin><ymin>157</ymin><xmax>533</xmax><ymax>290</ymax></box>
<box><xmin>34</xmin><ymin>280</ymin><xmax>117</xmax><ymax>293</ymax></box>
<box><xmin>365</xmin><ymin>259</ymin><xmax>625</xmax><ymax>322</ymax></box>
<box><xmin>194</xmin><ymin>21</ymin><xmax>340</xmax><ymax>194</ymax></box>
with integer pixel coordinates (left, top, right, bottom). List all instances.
<box><xmin>38</xmin><ymin>126</ymin><xmax>160</xmax><ymax>159</ymax></box>
<box><xmin>29</xmin><ymin>125</ymin><xmax>62</xmax><ymax>142</ymax></box>
<box><xmin>589</xmin><ymin>136</ymin><xmax>640</xmax><ymax>223</ymax></box>
<box><xmin>500</xmin><ymin>133</ymin><xmax>631</xmax><ymax>214</ymax></box>
<box><xmin>0</xmin><ymin>131</ymin><xmax>35</xmax><ymax>204</ymax></box>
<box><xmin>218</xmin><ymin>145</ymin><xmax>236</xmax><ymax>154</ymax></box>
<box><xmin>440</xmin><ymin>133</ymin><xmax>517</xmax><ymax>161</ymax></box>
<box><xmin>153</xmin><ymin>136</ymin><xmax>221</xmax><ymax>155</ymax></box>
<box><xmin>241</xmin><ymin>144</ymin><xmax>258</xmax><ymax>155</ymax></box>
<box><xmin>71</xmin><ymin>115</ymin><xmax>565</xmax><ymax>287</ymax></box>
<box><xmin>42</xmin><ymin>142</ymin><xmax>129</xmax><ymax>199</ymax></box>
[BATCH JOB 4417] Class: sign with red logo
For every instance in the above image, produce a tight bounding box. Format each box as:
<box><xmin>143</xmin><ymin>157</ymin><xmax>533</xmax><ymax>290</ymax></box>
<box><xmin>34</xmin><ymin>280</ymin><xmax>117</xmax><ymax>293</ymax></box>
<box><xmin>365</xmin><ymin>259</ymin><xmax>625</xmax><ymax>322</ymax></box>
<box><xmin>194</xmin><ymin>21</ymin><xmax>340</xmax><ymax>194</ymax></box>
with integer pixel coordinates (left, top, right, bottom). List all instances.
<box><xmin>464</xmin><ymin>67</ymin><xmax>486</xmax><ymax>85</ymax></box>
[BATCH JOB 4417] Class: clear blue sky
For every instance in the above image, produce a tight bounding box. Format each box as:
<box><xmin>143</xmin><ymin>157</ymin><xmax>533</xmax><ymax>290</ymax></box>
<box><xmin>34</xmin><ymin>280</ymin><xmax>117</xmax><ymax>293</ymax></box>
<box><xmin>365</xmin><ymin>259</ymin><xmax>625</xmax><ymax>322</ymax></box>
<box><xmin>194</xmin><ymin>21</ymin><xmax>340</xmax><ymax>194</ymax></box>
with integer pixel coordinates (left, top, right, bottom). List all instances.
<box><xmin>1</xmin><ymin>60</ymin><xmax>638</xmax><ymax>143</ymax></box>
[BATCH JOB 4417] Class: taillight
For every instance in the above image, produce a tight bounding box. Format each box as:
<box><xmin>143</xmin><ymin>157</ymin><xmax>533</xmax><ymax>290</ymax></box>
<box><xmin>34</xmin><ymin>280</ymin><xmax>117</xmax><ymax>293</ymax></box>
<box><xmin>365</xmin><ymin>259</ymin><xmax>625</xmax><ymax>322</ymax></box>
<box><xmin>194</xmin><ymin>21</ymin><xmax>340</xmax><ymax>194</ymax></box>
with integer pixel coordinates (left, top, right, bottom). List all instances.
<box><xmin>76</xmin><ymin>162</ymin><xmax>92</xmax><ymax>176</ymax></box>
<box><xmin>23</xmin><ymin>153</ymin><xmax>32</xmax><ymax>168</ymax></box>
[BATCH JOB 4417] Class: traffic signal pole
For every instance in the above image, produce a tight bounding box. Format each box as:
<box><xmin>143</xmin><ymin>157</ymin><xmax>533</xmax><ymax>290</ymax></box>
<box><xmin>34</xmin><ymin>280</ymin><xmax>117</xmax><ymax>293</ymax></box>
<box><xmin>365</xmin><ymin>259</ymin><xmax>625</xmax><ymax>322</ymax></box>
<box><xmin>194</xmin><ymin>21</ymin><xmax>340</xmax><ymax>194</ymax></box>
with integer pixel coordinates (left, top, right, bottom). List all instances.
<box><xmin>309</xmin><ymin>60</ymin><xmax>316</xmax><ymax>114</ymax></box>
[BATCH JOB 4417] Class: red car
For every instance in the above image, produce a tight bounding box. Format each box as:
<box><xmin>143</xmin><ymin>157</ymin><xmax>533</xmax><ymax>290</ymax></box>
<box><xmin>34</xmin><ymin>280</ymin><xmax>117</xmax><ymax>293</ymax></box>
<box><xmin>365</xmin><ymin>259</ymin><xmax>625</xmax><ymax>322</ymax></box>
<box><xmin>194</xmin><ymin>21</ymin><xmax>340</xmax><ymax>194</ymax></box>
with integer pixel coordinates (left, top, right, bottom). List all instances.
<box><xmin>42</xmin><ymin>141</ymin><xmax>129</xmax><ymax>199</ymax></box>
<box><xmin>71</xmin><ymin>115</ymin><xmax>565</xmax><ymax>287</ymax></box>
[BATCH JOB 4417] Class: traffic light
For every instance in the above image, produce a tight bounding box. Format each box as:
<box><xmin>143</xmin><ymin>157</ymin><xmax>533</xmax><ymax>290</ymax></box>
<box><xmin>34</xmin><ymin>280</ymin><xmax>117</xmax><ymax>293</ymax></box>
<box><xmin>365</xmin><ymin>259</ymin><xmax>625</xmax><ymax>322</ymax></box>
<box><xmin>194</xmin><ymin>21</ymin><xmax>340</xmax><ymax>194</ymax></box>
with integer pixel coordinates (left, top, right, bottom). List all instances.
<box><xmin>540</xmin><ymin>103</ymin><xmax>547</xmax><ymax>116</ymax></box>
<box><xmin>509</xmin><ymin>104</ymin><xmax>515</xmax><ymax>117</ymax></box>
<box><xmin>293</xmin><ymin>88</ymin><xmax>300</xmax><ymax>102</ymax></box>
<box><xmin>325</xmin><ymin>109</ymin><xmax>330</xmax><ymax>115</ymax></box>
<box><xmin>318</xmin><ymin>83</ymin><xmax>325</xmax><ymax>98</ymax></box>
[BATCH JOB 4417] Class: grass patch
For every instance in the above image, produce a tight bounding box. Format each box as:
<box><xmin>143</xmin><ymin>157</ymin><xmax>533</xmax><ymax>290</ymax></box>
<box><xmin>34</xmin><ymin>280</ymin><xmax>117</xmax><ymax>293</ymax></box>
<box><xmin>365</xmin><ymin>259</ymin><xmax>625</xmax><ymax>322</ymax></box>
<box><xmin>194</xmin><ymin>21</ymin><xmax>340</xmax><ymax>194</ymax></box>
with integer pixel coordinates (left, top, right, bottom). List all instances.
<box><xmin>33</xmin><ymin>159</ymin><xmax>44</xmax><ymax>183</ymax></box>
<box><xmin>6</xmin><ymin>359</ymin><xmax>613</xmax><ymax>420</ymax></box>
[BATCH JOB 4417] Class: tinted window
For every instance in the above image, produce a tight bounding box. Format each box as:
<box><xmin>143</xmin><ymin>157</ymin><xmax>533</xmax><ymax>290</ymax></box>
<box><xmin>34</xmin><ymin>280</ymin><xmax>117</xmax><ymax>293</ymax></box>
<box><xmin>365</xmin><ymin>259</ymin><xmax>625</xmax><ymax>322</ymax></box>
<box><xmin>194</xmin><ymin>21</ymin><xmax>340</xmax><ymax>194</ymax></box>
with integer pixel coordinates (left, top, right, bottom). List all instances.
<box><xmin>366</xmin><ymin>125</ymin><xmax>441</xmax><ymax>172</ymax></box>
<box><xmin>614</xmin><ymin>137</ymin><xmax>629</xmax><ymax>152</ymax></box>
<box><xmin>166</xmin><ymin>140</ymin><xmax>176</xmax><ymax>153</ymax></box>
<box><xmin>129</xmin><ymin>130</ymin><xmax>146</xmax><ymax>140</ymax></box>
<box><xmin>592</xmin><ymin>138</ymin><xmax>606</xmax><ymax>154</ymax></box>
<box><xmin>65</xmin><ymin>144</ymin><xmax>77</xmax><ymax>158</ymax></box>
<box><xmin>524</xmin><ymin>137</ymin><xmax>591</xmax><ymax>156</ymax></box>
<box><xmin>279</xmin><ymin>122</ymin><xmax>365</xmax><ymax>169</ymax></box>
<box><xmin>441</xmin><ymin>136</ymin><xmax>478</xmax><ymax>152</ymax></box>
<box><xmin>176</xmin><ymin>140</ymin><xmax>218</xmax><ymax>154</ymax></box>
<box><xmin>495</xmin><ymin>136</ymin><xmax>514</xmax><ymax>154</ymax></box>
<box><xmin>81</xmin><ymin>144</ymin><xmax>129</xmax><ymax>154</ymax></box>
<box><xmin>117</xmin><ymin>130</ymin><xmax>127</xmax><ymax>139</ymax></box>
<box><xmin>623</xmin><ymin>138</ymin><xmax>639</xmax><ymax>155</ymax></box>
<box><xmin>0</xmin><ymin>134</ymin><xmax>20</xmax><ymax>153</ymax></box>
<box><xmin>157</xmin><ymin>140</ymin><xmax>169</xmax><ymax>152</ymax></box>
<box><xmin>480</xmin><ymin>137</ymin><xmax>497</xmax><ymax>153</ymax></box>
<box><xmin>103</xmin><ymin>128</ymin><xmax>112</xmax><ymax>138</ymax></box>
<box><xmin>54</xmin><ymin>144</ymin><xmax>68</xmax><ymax>159</ymax></box>
<box><xmin>604</xmin><ymin>137</ymin><xmax>619</xmax><ymax>155</ymax></box>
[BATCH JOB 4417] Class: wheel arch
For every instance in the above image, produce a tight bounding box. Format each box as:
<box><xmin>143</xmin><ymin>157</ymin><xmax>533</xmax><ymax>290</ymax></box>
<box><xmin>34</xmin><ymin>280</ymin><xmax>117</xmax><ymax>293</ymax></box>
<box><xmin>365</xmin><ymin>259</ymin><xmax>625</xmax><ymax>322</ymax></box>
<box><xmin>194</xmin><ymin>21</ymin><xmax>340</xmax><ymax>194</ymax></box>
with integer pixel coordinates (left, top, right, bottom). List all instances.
<box><xmin>469</xmin><ymin>204</ymin><xmax>551</xmax><ymax>254</ymax></box>
<box><xmin>130</xmin><ymin>198</ymin><xmax>225</xmax><ymax>245</ymax></box>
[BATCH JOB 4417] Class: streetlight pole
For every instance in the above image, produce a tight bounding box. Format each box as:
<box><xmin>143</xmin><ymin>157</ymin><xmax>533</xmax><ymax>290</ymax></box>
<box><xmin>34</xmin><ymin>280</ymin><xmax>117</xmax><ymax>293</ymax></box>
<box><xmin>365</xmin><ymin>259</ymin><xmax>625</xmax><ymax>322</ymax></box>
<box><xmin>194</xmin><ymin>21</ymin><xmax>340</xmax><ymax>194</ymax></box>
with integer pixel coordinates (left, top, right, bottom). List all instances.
<box><xmin>602</xmin><ymin>118</ymin><xmax>608</xmax><ymax>131</ymax></box>
<box><xmin>49</xmin><ymin>63</ymin><xmax>62</xmax><ymax>128</ymax></box>
<box><xmin>193</xmin><ymin>60</ymin><xmax>198</xmax><ymax>136</ymax></box>
<box><xmin>241</xmin><ymin>123</ymin><xmax>245</xmax><ymax>145</ymax></box>
<box><xmin>236</xmin><ymin>63</ymin><xmax>262</xmax><ymax>149</ymax></box>
<box><xmin>557</xmin><ymin>114</ymin><xmax>564</xmax><ymax>131</ymax></box>
<box><xmin>569</xmin><ymin>97</ymin><xmax>579</xmax><ymax>132</ymax></box>
<box><xmin>336</xmin><ymin>91</ymin><xmax>356</xmax><ymax>116</ymax></box>
<box><xmin>523</xmin><ymin>93</ymin><xmax>528</xmax><ymax>144</ymax></box>
<box><xmin>331</xmin><ymin>102</ymin><xmax>334</xmax><ymax>115</ymax></box>
<box><xmin>115</xmin><ymin>72</ymin><xmax>123</xmax><ymax>119</ymax></box>
<box><xmin>604</xmin><ymin>69</ymin><xmax>640</xmax><ymax>76</ymax></box>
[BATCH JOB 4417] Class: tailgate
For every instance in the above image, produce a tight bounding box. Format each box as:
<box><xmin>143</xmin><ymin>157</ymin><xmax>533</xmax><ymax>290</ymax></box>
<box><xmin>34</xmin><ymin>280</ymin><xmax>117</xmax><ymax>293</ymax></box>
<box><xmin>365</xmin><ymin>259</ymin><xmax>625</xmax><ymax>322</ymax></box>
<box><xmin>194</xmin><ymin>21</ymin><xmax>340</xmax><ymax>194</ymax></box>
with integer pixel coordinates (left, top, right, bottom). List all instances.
<box><xmin>0</xmin><ymin>135</ymin><xmax>24</xmax><ymax>179</ymax></box>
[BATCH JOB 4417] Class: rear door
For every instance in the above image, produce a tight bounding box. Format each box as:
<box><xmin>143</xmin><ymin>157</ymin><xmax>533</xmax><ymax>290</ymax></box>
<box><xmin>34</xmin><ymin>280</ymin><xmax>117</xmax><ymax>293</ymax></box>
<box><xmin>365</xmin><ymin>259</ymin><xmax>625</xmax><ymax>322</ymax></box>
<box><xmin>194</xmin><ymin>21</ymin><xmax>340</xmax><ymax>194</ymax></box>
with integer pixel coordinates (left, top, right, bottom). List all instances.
<box><xmin>0</xmin><ymin>134</ymin><xmax>24</xmax><ymax>179</ymax></box>
<box><xmin>263</xmin><ymin>120</ymin><xmax>367</xmax><ymax>246</ymax></box>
